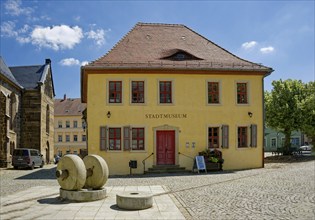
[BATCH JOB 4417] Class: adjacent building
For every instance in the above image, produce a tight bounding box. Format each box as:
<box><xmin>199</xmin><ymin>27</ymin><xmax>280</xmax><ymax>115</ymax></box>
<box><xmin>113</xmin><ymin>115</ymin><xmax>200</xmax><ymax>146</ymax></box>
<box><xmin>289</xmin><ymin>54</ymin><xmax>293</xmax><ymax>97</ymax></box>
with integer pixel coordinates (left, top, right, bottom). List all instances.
<box><xmin>264</xmin><ymin>127</ymin><xmax>305</xmax><ymax>152</ymax></box>
<box><xmin>81</xmin><ymin>23</ymin><xmax>273</xmax><ymax>175</ymax></box>
<box><xmin>54</xmin><ymin>96</ymin><xmax>87</xmax><ymax>157</ymax></box>
<box><xmin>0</xmin><ymin>57</ymin><xmax>55</xmax><ymax>167</ymax></box>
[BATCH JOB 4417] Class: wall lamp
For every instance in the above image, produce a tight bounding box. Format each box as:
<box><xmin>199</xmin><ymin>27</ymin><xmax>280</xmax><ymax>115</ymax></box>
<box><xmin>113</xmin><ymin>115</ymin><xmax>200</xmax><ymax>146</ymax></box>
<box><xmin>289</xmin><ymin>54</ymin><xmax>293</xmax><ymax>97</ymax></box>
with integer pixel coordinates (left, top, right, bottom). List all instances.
<box><xmin>107</xmin><ymin>111</ymin><xmax>111</xmax><ymax>118</ymax></box>
<box><xmin>248</xmin><ymin>112</ymin><xmax>253</xmax><ymax>118</ymax></box>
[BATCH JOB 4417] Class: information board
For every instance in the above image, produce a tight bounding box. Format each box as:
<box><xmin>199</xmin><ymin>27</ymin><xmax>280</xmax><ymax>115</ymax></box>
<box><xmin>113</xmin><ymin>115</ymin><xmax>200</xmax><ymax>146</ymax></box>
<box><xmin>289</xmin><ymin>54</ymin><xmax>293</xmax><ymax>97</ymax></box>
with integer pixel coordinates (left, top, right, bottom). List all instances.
<box><xmin>195</xmin><ymin>156</ymin><xmax>207</xmax><ymax>173</ymax></box>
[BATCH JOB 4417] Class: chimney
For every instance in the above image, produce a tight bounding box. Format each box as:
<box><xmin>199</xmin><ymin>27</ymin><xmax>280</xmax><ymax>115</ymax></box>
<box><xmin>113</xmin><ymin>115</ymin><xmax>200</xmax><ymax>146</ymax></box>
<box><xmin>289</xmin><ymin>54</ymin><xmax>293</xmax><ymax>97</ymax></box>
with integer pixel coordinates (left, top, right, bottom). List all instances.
<box><xmin>64</xmin><ymin>94</ymin><xmax>67</xmax><ymax>101</ymax></box>
<box><xmin>45</xmin><ymin>58</ymin><xmax>51</xmax><ymax>64</ymax></box>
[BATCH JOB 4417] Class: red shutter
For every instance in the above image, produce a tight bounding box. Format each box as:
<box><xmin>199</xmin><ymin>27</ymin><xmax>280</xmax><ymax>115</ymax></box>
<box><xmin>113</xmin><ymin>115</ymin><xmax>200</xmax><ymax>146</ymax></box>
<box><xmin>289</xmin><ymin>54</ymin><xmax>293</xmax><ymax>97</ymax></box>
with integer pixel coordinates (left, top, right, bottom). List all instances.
<box><xmin>100</xmin><ymin>126</ymin><xmax>108</xmax><ymax>151</ymax></box>
<box><xmin>221</xmin><ymin>125</ymin><xmax>229</xmax><ymax>148</ymax></box>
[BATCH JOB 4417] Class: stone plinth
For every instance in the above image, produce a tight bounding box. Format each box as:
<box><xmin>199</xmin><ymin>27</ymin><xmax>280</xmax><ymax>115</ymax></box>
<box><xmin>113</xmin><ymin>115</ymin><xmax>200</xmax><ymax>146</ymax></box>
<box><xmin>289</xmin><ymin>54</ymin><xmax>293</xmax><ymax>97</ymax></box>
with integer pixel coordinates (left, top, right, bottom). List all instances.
<box><xmin>60</xmin><ymin>188</ymin><xmax>107</xmax><ymax>202</ymax></box>
<box><xmin>116</xmin><ymin>191</ymin><xmax>153</xmax><ymax>210</ymax></box>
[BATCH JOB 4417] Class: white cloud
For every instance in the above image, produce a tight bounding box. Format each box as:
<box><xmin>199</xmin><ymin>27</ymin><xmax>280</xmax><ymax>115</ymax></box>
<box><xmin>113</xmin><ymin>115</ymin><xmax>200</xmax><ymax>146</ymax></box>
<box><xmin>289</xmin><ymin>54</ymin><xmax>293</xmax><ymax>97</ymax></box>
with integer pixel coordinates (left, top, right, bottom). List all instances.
<box><xmin>1</xmin><ymin>22</ymin><xmax>31</xmax><ymax>43</ymax></box>
<box><xmin>59</xmin><ymin>58</ymin><xmax>89</xmax><ymax>66</ymax></box>
<box><xmin>0</xmin><ymin>21</ymin><xmax>17</xmax><ymax>37</ymax></box>
<box><xmin>59</xmin><ymin>58</ymin><xmax>80</xmax><ymax>66</ymax></box>
<box><xmin>241</xmin><ymin>41</ymin><xmax>257</xmax><ymax>50</ymax></box>
<box><xmin>4</xmin><ymin>0</ymin><xmax>33</xmax><ymax>16</ymax></box>
<box><xmin>18</xmin><ymin>24</ymin><xmax>30</xmax><ymax>34</ymax></box>
<box><xmin>81</xmin><ymin>61</ymin><xmax>89</xmax><ymax>66</ymax></box>
<box><xmin>260</xmin><ymin>46</ymin><xmax>275</xmax><ymax>54</ymax></box>
<box><xmin>30</xmin><ymin>25</ymin><xmax>83</xmax><ymax>50</ymax></box>
<box><xmin>86</xmin><ymin>29</ymin><xmax>106</xmax><ymax>46</ymax></box>
<box><xmin>16</xmin><ymin>36</ymin><xmax>31</xmax><ymax>44</ymax></box>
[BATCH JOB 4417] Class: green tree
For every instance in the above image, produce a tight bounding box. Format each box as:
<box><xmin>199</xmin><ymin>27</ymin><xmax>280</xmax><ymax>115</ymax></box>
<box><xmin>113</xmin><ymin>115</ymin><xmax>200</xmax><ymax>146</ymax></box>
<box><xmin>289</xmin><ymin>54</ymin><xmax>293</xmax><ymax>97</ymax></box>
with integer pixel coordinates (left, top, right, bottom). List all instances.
<box><xmin>265</xmin><ymin>79</ymin><xmax>305</xmax><ymax>154</ymax></box>
<box><xmin>301</xmin><ymin>81</ymin><xmax>315</xmax><ymax>145</ymax></box>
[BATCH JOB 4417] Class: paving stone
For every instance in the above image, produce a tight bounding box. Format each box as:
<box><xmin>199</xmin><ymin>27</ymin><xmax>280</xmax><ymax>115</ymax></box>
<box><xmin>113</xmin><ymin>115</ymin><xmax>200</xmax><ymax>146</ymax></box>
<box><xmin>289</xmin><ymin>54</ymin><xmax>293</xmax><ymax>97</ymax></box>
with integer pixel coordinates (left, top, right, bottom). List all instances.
<box><xmin>1</xmin><ymin>161</ymin><xmax>314</xmax><ymax>219</ymax></box>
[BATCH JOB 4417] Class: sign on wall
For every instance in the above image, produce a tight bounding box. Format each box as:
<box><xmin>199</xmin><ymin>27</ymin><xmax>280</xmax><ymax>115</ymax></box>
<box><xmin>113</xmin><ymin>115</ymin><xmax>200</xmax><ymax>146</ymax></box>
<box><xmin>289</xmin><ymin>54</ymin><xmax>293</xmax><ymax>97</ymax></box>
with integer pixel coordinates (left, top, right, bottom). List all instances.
<box><xmin>145</xmin><ymin>113</ymin><xmax>187</xmax><ymax>119</ymax></box>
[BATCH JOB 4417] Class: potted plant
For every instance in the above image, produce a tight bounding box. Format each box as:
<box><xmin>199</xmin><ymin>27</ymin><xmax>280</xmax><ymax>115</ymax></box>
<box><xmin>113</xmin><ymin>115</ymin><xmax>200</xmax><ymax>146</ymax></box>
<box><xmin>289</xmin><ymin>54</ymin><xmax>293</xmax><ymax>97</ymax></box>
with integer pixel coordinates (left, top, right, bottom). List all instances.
<box><xmin>199</xmin><ymin>148</ymin><xmax>224</xmax><ymax>171</ymax></box>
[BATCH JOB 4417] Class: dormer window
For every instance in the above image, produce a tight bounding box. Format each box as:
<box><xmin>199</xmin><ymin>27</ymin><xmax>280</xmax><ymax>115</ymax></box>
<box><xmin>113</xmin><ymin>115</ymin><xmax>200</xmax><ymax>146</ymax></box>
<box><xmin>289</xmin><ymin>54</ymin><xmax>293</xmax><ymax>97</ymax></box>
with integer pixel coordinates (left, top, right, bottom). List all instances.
<box><xmin>174</xmin><ymin>53</ymin><xmax>186</xmax><ymax>60</ymax></box>
<box><xmin>161</xmin><ymin>49</ymin><xmax>203</xmax><ymax>61</ymax></box>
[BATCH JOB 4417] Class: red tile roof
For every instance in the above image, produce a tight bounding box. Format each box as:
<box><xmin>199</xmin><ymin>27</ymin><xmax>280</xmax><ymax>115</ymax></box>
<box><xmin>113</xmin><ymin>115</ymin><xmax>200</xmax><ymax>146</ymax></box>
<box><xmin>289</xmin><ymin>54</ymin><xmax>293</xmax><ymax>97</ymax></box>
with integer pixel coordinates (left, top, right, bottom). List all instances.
<box><xmin>54</xmin><ymin>98</ymin><xmax>86</xmax><ymax>116</ymax></box>
<box><xmin>84</xmin><ymin>23</ymin><xmax>272</xmax><ymax>72</ymax></box>
<box><xmin>81</xmin><ymin>22</ymin><xmax>273</xmax><ymax>103</ymax></box>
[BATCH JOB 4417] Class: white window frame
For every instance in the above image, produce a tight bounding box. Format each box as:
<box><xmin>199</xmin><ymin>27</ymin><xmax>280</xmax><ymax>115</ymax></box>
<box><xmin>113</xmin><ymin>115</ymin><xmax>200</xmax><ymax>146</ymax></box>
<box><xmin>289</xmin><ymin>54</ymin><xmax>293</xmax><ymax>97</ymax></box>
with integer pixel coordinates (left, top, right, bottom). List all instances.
<box><xmin>106</xmin><ymin>79</ymin><xmax>124</xmax><ymax>105</ymax></box>
<box><xmin>206</xmin><ymin>80</ymin><xmax>222</xmax><ymax>106</ymax></box>
<box><xmin>236</xmin><ymin>125</ymin><xmax>250</xmax><ymax>149</ymax></box>
<box><xmin>235</xmin><ymin>81</ymin><xmax>251</xmax><ymax>106</ymax></box>
<box><xmin>206</xmin><ymin>124</ymin><xmax>222</xmax><ymax>149</ymax></box>
<box><xmin>129</xmin><ymin>79</ymin><xmax>147</xmax><ymax>105</ymax></box>
<box><xmin>157</xmin><ymin>79</ymin><xmax>175</xmax><ymax>105</ymax></box>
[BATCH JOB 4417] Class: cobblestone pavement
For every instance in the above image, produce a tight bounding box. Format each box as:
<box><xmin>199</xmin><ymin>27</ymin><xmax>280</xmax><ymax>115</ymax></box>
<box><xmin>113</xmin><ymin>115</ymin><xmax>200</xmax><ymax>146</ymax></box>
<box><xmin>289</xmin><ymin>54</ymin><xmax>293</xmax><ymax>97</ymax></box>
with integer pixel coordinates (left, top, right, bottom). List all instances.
<box><xmin>1</xmin><ymin>160</ymin><xmax>315</xmax><ymax>219</ymax></box>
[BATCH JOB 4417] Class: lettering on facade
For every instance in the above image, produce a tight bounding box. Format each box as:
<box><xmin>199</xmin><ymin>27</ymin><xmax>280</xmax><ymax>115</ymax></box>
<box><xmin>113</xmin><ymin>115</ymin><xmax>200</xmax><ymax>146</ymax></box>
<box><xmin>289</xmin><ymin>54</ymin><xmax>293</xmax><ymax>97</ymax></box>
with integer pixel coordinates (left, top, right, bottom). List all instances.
<box><xmin>145</xmin><ymin>113</ymin><xmax>187</xmax><ymax>119</ymax></box>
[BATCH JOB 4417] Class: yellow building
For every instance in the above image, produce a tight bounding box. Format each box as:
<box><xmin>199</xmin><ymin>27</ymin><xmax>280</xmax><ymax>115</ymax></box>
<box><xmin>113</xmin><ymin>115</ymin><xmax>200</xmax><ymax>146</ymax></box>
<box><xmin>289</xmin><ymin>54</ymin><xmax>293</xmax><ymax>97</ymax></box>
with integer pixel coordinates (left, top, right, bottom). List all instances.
<box><xmin>54</xmin><ymin>96</ymin><xmax>87</xmax><ymax>157</ymax></box>
<box><xmin>81</xmin><ymin>23</ymin><xmax>273</xmax><ymax>175</ymax></box>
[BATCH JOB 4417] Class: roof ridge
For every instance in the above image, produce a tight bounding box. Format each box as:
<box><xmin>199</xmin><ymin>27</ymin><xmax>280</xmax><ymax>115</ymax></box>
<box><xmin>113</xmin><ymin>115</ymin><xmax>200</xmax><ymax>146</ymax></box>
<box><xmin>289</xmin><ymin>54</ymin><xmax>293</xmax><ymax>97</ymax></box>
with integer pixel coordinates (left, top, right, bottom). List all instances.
<box><xmin>9</xmin><ymin>64</ymin><xmax>43</xmax><ymax>68</ymax></box>
<box><xmin>137</xmin><ymin>22</ymin><xmax>185</xmax><ymax>27</ymax></box>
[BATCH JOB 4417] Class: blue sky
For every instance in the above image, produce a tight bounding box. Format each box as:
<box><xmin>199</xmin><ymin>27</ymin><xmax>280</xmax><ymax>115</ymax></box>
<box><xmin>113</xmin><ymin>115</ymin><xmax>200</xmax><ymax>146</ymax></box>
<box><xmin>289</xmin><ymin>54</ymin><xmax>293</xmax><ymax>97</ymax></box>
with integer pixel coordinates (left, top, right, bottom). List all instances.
<box><xmin>1</xmin><ymin>0</ymin><xmax>314</xmax><ymax>99</ymax></box>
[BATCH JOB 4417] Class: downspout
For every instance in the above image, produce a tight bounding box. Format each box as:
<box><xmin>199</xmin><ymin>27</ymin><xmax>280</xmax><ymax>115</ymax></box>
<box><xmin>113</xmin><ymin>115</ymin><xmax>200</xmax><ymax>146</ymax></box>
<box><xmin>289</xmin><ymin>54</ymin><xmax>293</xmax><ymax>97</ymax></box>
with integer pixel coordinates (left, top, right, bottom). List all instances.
<box><xmin>262</xmin><ymin>77</ymin><xmax>265</xmax><ymax>168</ymax></box>
<box><xmin>262</xmin><ymin>69</ymin><xmax>274</xmax><ymax>168</ymax></box>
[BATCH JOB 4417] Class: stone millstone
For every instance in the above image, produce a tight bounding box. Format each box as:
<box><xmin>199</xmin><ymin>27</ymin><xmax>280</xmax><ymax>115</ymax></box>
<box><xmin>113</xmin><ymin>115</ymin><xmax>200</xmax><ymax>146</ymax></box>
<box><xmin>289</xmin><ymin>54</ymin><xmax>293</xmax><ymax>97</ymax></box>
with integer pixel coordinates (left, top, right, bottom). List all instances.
<box><xmin>116</xmin><ymin>191</ymin><xmax>153</xmax><ymax>210</ymax></box>
<box><xmin>83</xmin><ymin>154</ymin><xmax>109</xmax><ymax>189</ymax></box>
<box><xmin>60</xmin><ymin>188</ymin><xmax>107</xmax><ymax>202</ymax></box>
<box><xmin>56</xmin><ymin>155</ymin><xmax>86</xmax><ymax>190</ymax></box>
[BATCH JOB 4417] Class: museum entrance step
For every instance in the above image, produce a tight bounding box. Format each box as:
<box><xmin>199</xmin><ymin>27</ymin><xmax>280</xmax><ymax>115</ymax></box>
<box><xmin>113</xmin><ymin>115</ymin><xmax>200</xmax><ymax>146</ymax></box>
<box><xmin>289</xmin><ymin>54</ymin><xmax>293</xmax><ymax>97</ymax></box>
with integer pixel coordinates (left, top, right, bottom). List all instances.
<box><xmin>145</xmin><ymin>165</ymin><xmax>190</xmax><ymax>174</ymax></box>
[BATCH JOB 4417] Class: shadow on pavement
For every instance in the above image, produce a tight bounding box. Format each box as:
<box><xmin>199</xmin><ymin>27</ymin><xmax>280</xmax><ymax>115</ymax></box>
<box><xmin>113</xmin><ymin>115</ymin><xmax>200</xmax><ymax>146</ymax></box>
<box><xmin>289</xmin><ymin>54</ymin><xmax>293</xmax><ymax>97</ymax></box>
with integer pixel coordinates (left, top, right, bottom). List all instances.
<box><xmin>37</xmin><ymin>197</ymin><xmax>70</xmax><ymax>205</ymax></box>
<box><xmin>265</xmin><ymin>155</ymin><xmax>315</xmax><ymax>163</ymax></box>
<box><xmin>109</xmin><ymin>170</ymin><xmax>235</xmax><ymax>179</ymax></box>
<box><xmin>15</xmin><ymin>166</ymin><xmax>56</xmax><ymax>180</ymax></box>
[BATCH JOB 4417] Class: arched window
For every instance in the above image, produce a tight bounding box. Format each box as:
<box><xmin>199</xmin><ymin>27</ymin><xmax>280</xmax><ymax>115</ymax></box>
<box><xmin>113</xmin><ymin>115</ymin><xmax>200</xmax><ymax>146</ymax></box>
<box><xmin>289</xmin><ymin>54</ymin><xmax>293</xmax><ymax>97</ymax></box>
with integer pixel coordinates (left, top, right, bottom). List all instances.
<box><xmin>9</xmin><ymin>93</ymin><xmax>16</xmax><ymax>130</ymax></box>
<box><xmin>46</xmin><ymin>105</ymin><xmax>50</xmax><ymax>134</ymax></box>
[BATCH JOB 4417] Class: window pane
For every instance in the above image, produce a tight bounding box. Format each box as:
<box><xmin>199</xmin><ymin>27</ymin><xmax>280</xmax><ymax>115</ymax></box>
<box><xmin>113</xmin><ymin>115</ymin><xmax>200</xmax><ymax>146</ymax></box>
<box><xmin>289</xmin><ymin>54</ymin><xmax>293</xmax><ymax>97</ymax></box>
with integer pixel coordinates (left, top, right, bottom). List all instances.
<box><xmin>109</xmin><ymin>81</ymin><xmax>122</xmax><ymax>103</ymax></box>
<box><xmin>208</xmin><ymin>82</ymin><xmax>219</xmax><ymax>104</ymax></box>
<box><xmin>237</xmin><ymin>83</ymin><xmax>247</xmax><ymax>104</ymax></box>
<box><xmin>238</xmin><ymin>127</ymin><xmax>247</xmax><ymax>147</ymax></box>
<box><xmin>131</xmin><ymin>81</ymin><xmax>145</xmax><ymax>103</ymax></box>
<box><xmin>109</xmin><ymin>128</ymin><xmax>121</xmax><ymax>150</ymax></box>
<box><xmin>131</xmin><ymin>128</ymin><xmax>145</xmax><ymax>150</ymax></box>
<box><xmin>159</xmin><ymin>81</ymin><xmax>172</xmax><ymax>103</ymax></box>
<box><xmin>208</xmin><ymin>127</ymin><xmax>219</xmax><ymax>148</ymax></box>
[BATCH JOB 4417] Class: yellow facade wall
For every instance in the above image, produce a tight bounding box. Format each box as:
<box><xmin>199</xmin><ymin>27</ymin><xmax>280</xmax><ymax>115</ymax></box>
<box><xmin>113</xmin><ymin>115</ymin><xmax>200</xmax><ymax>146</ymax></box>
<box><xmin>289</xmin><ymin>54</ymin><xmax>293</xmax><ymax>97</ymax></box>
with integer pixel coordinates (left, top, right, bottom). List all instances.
<box><xmin>86</xmin><ymin>72</ymin><xmax>264</xmax><ymax>175</ymax></box>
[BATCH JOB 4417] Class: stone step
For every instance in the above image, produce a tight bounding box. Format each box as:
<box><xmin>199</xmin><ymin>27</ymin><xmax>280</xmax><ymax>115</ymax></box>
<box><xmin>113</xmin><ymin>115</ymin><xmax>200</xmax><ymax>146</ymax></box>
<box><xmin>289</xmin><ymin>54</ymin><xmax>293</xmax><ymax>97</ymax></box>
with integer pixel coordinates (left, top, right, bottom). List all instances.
<box><xmin>146</xmin><ymin>165</ymin><xmax>190</xmax><ymax>174</ymax></box>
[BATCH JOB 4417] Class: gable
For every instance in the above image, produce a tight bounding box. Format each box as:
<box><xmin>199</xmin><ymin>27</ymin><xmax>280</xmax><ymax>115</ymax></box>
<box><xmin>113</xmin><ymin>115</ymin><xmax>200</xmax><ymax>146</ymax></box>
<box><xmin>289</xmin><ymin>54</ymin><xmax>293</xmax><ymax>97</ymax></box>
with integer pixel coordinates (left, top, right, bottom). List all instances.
<box><xmin>43</xmin><ymin>70</ymin><xmax>54</xmax><ymax>98</ymax></box>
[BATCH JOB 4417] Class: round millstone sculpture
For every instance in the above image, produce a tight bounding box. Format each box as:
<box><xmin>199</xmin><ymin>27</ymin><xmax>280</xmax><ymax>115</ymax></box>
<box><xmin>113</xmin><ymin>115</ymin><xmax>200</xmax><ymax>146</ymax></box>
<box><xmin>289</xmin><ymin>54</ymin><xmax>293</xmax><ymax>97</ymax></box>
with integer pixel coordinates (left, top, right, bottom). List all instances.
<box><xmin>56</xmin><ymin>154</ymin><xmax>108</xmax><ymax>202</ymax></box>
<box><xmin>83</xmin><ymin>154</ymin><xmax>109</xmax><ymax>189</ymax></box>
<box><xmin>56</xmin><ymin>154</ymin><xmax>86</xmax><ymax>190</ymax></box>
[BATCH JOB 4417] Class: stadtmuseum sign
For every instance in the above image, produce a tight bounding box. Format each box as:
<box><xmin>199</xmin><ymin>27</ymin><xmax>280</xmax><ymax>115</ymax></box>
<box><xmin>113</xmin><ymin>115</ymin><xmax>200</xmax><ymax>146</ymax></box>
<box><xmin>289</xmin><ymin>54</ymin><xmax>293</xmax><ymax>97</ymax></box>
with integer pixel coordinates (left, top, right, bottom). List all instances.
<box><xmin>145</xmin><ymin>113</ymin><xmax>187</xmax><ymax>119</ymax></box>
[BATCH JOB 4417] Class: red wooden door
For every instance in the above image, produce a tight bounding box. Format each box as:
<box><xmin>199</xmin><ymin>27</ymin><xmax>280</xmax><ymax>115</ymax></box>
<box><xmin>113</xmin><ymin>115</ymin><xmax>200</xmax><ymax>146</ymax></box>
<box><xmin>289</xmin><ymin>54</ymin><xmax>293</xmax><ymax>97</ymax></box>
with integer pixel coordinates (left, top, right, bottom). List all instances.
<box><xmin>156</xmin><ymin>130</ymin><xmax>175</xmax><ymax>165</ymax></box>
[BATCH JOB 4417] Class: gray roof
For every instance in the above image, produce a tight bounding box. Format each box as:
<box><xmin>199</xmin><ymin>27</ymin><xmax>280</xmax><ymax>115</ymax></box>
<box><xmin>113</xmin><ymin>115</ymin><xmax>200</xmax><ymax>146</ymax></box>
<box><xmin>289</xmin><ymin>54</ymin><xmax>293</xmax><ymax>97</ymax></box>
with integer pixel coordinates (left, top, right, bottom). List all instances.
<box><xmin>10</xmin><ymin>65</ymin><xmax>46</xmax><ymax>89</ymax></box>
<box><xmin>0</xmin><ymin>56</ymin><xmax>23</xmax><ymax>88</ymax></box>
